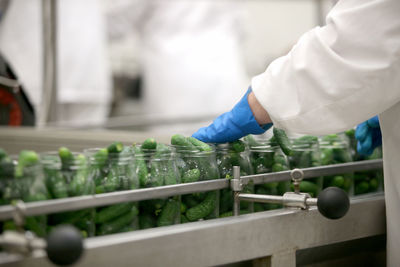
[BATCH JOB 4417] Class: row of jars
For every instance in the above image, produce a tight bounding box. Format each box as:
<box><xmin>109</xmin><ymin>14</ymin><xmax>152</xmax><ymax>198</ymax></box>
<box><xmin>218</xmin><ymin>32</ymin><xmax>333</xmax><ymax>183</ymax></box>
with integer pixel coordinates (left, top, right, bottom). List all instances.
<box><xmin>0</xmin><ymin>131</ymin><xmax>383</xmax><ymax>238</ymax></box>
<box><xmin>0</xmin><ymin>141</ymin><xmax>221</xmax><ymax>238</ymax></box>
<box><xmin>242</xmin><ymin>132</ymin><xmax>383</xmax><ymax>213</ymax></box>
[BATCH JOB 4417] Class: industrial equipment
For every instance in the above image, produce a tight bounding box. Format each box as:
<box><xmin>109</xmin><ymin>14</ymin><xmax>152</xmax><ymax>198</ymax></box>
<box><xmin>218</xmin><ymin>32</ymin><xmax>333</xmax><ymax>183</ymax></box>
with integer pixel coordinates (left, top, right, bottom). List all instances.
<box><xmin>0</xmin><ymin>155</ymin><xmax>385</xmax><ymax>267</ymax></box>
<box><xmin>0</xmin><ymin>56</ymin><xmax>35</xmax><ymax>126</ymax></box>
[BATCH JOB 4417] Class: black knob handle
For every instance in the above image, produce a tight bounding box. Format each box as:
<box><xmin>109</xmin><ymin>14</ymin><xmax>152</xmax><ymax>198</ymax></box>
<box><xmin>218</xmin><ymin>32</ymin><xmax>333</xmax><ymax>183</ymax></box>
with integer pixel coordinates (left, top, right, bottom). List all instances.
<box><xmin>46</xmin><ymin>225</ymin><xmax>84</xmax><ymax>266</ymax></box>
<box><xmin>317</xmin><ymin>187</ymin><xmax>350</xmax><ymax>220</ymax></box>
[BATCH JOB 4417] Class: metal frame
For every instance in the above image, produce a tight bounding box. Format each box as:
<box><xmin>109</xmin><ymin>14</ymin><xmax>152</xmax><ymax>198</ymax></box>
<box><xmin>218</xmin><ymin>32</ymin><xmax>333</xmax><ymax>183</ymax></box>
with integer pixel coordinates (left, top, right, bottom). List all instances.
<box><xmin>39</xmin><ymin>0</ymin><xmax>58</xmax><ymax>126</ymax></box>
<box><xmin>0</xmin><ymin>159</ymin><xmax>383</xmax><ymax>221</ymax></box>
<box><xmin>35</xmin><ymin>0</ymin><xmax>332</xmax><ymax>131</ymax></box>
<box><xmin>0</xmin><ymin>194</ymin><xmax>386</xmax><ymax>267</ymax></box>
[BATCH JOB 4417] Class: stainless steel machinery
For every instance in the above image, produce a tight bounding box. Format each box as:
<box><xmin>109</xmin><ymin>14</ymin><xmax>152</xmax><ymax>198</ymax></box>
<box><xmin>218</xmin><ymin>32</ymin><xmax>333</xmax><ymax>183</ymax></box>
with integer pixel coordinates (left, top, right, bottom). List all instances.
<box><xmin>0</xmin><ymin>156</ymin><xmax>385</xmax><ymax>267</ymax></box>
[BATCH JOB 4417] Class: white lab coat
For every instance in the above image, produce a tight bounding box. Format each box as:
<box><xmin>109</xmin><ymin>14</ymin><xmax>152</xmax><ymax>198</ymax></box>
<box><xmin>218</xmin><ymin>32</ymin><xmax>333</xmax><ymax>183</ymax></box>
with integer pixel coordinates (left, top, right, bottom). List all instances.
<box><xmin>251</xmin><ymin>0</ymin><xmax>400</xmax><ymax>265</ymax></box>
<box><xmin>107</xmin><ymin>0</ymin><xmax>249</xmax><ymax>118</ymax></box>
<box><xmin>0</xmin><ymin>0</ymin><xmax>111</xmax><ymax>124</ymax></box>
<box><xmin>142</xmin><ymin>1</ymin><xmax>249</xmax><ymax>118</ymax></box>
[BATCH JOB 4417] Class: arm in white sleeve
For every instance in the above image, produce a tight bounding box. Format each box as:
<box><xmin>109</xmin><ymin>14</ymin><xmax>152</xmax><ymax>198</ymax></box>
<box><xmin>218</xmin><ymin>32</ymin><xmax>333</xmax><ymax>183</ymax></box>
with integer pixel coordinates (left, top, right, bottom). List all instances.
<box><xmin>251</xmin><ymin>0</ymin><xmax>400</xmax><ymax>135</ymax></box>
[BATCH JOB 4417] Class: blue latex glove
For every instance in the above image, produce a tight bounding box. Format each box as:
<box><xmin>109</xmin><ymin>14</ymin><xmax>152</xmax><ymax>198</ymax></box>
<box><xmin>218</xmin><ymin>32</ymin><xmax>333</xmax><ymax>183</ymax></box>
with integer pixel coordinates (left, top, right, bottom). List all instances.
<box><xmin>355</xmin><ymin>116</ymin><xmax>382</xmax><ymax>156</ymax></box>
<box><xmin>192</xmin><ymin>87</ymin><xmax>272</xmax><ymax>143</ymax></box>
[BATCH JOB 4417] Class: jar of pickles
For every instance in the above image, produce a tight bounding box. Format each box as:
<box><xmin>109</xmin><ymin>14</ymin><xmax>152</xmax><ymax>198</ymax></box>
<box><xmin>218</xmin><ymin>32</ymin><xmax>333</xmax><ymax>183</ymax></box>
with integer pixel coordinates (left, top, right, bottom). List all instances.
<box><xmin>1</xmin><ymin>150</ymin><xmax>49</xmax><ymax>237</ymax></box>
<box><xmin>244</xmin><ymin>135</ymin><xmax>290</xmax><ymax>212</ymax></box>
<box><xmin>288</xmin><ymin>136</ymin><xmax>322</xmax><ymax>197</ymax></box>
<box><xmin>319</xmin><ymin>134</ymin><xmax>354</xmax><ymax>195</ymax></box>
<box><xmin>133</xmin><ymin>142</ymin><xmax>181</xmax><ymax>229</ymax></box>
<box><xmin>343</xmin><ymin>129</ymin><xmax>359</xmax><ymax>161</ymax></box>
<box><xmin>41</xmin><ymin>149</ymin><xmax>95</xmax><ymax>237</ymax></box>
<box><xmin>216</xmin><ymin>140</ymin><xmax>254</xmax><ymax>217</ymax></box>
<box><xmin>354</xmin><ymin>146</ymin><xmax>384</xmax><ymax>195</ymax></box>
<box><xmin>171</xmin><ymin>135</ymin><xmax>220</xmax><ymax>222</ymax></box>
<box><xmin>85</xmin><ymin>144</ymin><xmax>139</xmax><ymax>236</ymax></box>
<box><xmin>343</xmin><ymin>130</ymin><xmax>384</xmax><ymax>195</ymax></box>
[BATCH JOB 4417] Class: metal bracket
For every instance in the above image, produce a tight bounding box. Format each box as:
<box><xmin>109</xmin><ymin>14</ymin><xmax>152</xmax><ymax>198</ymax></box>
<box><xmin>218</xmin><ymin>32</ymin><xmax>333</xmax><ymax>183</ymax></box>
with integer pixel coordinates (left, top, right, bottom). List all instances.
<box><xmin>12</xmin><ymin>201</ymin><xmax>26</xmax><ymax>232</ymax></box>
<box><xmin>0</xmin><ymin>76</ymin><xmax>20</xmax><ymax>88</ymax></box>
<box><xmin>236</xmin><ymin>168</ymin><xmax>313</xmax><ymax>211</ymax></box>
<box><xmin>231</xmin><ymin>166</ymin><xmax>242</xmax><ymax>216</ymax></box>
<box><xmin>0</xmin><ymin>230</ymin><xmax>45</xmax><ymax>256</ymax></box>
<box><xmin>290</xmin><ymin>168</ymin><xmax>304</xmax><ymax>194</ymax></box>
<box><xmin>231</xmin><ymin>166</ymin><xmax>243</xmax><ymax>191</ymax></box>
<box><xmin>282</xmin><ymin>192</ymin><xmax>311</xmax><ymax>210</ymax></box>
<box><xmin>0</xmin><ymin>160</ymin><xmax>383</xmax><ymax>221</ymax></box>
<box><xmin>231</xmin><ymin>179</ymin><xmax>242</xmax><ymax>192</ymax></box>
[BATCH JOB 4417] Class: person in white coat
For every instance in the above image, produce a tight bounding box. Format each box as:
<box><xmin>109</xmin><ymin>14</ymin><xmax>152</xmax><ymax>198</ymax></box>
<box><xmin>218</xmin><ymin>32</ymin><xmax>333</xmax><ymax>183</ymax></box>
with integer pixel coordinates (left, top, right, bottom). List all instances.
<box><xmin>106</xmin><ymin>0</ymin><xmax>249</xmax><ymax>119</ymax></box>
<box><xmin>192</xmin><ymin>0</ymin><xmax>400</xmax><ymax>265</ymax></box>
<box><xmin>0</xmin><ymin>0</ymin><xmax>112</xmax><ymax>126</ymax></box>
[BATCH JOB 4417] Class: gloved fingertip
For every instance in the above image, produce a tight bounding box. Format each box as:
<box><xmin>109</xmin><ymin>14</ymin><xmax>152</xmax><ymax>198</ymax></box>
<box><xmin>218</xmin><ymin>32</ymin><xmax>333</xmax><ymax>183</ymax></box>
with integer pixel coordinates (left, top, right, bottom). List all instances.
<box><xmin>191</xmin><ymin>128</ymin><xmax>209</xmax><ymax>143</ymax></box>
<box><xmin>367</xmin><ymin>116</ymin><xmax>380</xmax><ymax>128</ymax></box>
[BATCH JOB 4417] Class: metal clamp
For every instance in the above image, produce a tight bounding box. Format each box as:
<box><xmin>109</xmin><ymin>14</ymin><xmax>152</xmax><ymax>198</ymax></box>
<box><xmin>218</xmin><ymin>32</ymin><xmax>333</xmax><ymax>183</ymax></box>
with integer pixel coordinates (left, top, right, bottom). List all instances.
<box><xmin>282</xmin><ymin>192</ymin><xmax>311</xmax><ymax>210</ymax></box>
<box><xmin>12</xmin><ymin>201</ymin><xmax>27</xmax><ymax>232</ymax></box>
<box><xmin>231</xmin><ymin>166</ymin><xmax>242</xmax><ymax>216</ymax></box>
<box><xmin>0</xmin><ymin>225</ymin><xmax>82</xmax><ymax>266</ymax></box>
<box><xmin>231</xmin><ymin>166</ymin><xmax>243</xmax><ymax>191</ymax></box>
<box><xmin>235</xmin><ymin>167</ymin><xmax>315</xmax><ymax>213</ymax></box>
<box><xmin>0</xmin><ymin>230</ymin><xmax>45</xmax><ymax>256</ymax></box>
<box><xmin>235</xmin><ymin>166</ymin><xmax>350</xmax><ymax>220</ymax></box>
<box><xmin>232</xmin><ymin>166</ymin><xmax>314</xmax><ymax>214</ymax></box>
<box><xmin>0</xmin><ymin>76</ymin><xmax>20</xmax><ymax>88</ymax></box>
<box><xmin>290</xmin><ymin>168</ymin><xmax>304</xmax><ymax>194</ymax></box>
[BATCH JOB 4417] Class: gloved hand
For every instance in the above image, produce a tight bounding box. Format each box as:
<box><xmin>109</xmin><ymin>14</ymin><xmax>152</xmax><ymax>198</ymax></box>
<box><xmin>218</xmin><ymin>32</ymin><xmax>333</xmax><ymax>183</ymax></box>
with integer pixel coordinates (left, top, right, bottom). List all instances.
<box><xmin>192</xmin><ymin>87</ymin><xmax>272</xmax><ymax>143</ymax></box>
<box><xmin>355</xmin><ymin>116</ymin><xmax>382</xmax><ymax>156</ymax></box>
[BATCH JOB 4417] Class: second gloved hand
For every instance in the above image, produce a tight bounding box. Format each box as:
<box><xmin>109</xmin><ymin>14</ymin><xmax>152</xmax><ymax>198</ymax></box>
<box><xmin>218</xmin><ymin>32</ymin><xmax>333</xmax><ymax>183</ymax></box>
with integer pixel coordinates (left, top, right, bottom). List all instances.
<box><xmin>192</xmin><ymin>87</ymin><xmax>272</xmax><ymax>143</ymax></box>
<box><xmin>355</xmin><ymin>116</ymin><xmax>382</xmax><ymax>156</ymax></box>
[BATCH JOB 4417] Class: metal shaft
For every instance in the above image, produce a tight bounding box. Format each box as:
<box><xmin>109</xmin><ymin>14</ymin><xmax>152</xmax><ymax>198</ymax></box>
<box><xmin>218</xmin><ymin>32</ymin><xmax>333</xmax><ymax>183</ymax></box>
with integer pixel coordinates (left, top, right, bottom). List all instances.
<box><xmin>238</xmin><ymin>193</ymin><xmax>284</xmax><ymax>204</ymax></box>
<box><xmin>0</xmin><ymin>160</ymin><xmax>383</xmax><ymax>220</ymax></box>
<box><xmin>39</xmin><ymin>0</ymin><xmax>58</xmax><ymax>126</ymax></box>
<box><xmin>305</xmin><ymin>198</ymin><xmax>318</xmax><ymax>206</ymax></box>
<box><xmin>0</xmin><ymin>180</ymin><xmax>228</xmax><ymax>221</ymax></box>
<box><xmin>233</xmin><ymin>166</ymin><xmax>241</xmax><ymax>216</ymax></box>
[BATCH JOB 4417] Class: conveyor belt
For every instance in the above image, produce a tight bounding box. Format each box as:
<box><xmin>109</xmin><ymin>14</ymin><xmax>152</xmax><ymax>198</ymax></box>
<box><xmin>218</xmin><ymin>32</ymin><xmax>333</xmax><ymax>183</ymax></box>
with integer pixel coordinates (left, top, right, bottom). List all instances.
<box><xmin>0</xmin><ymin>127</ymin><xmax>386</xmax><ymax>266</ymax></box>
<box><xmin>0</xmin><ymin>194</ymin><xmax>385</xmax><ymax>267</ymax></box>
<box><xmin>0</xmin><ymin>126</ymin><xmax>172</xmax><ymax>154</ymax></box>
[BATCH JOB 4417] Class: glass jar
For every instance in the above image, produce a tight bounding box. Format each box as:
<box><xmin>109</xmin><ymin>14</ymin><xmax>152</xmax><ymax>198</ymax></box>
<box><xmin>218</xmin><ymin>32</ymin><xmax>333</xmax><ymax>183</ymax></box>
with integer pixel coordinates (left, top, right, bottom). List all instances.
<box><xmin>354</xmin><ymin>146</ymin><xmax>384</xmax><ymax>195</ymax></box>
<box><xmin>85</xmin><ymin>146</ymin><xmax>139</xmax><ymax>236</ymax></box>
<box><xmin>343</xmin><ymin>129</ymin><xmax>384</xmax><ymax>195</ymax></box>
<box><xmin>41</xmin><ymin>151</ymin><xmax>95</xmax><ymax>237</ymax></box>
<box><xmin>216</xmin><ymin>141</ymin><xmax>254</xmax><ymax>217</ymax></box>
<box><xmin>288</xmin><ymin>136</ymin><xmax>322</xmax><ymax>197</ymax></box>
<box><xmin>319</xmin><ymin>135</ymin><xmax>354</xmax><ymax>195</ymax></box>
<box><xmin>133</xmin><ymin>144</ymin><xmax>181</xmax><ymax>229</ymax></box>
<box><xmin>343</xmin><ymin>129</ymin><xmax>363</xmax><ymax>161</ymax></box>
<box><xmin>245</xmin><ymin>135</ymin><xmax>290</xmax><ymax>212</ymax></box>
<box><xmin>1</xmin><ymin>154</ymin><xmax>49</xmax><ymax>237</ymax></box>
<box><xmin>173</xmin><ymin>144</ymin><xmax>220</xmax><ymax>222</ymax></box>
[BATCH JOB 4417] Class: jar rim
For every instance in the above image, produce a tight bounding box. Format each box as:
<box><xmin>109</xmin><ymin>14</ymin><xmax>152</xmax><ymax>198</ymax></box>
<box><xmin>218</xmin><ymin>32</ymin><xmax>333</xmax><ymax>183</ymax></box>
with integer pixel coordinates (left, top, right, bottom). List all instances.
<box><xmin>84</xmin><ymin>147</ymin><xmax>133</xmax><ymax>161</ymax></box>
<box><xmin>134</xmin><ymin>144</ymin><xmax>177</xmax><ymax>160</ymax></box>
<box><xmin>318</xmin><ymin>140</ymin><xmax>348</xmax><ymax>149</ymax></box>
<box><xmin>171</xmin><ymin>143</ymin><xmax>216</xmax><ymax>156</ymax></box>
<box><xmin>215</xmin><ymin>143</ymin><xmax>249</xmax><ymax>152</ymax></box>
<box><xmin>40</xmin><ymin>151</ymin><xmax>88</xmax><ymax>165</ymax></box>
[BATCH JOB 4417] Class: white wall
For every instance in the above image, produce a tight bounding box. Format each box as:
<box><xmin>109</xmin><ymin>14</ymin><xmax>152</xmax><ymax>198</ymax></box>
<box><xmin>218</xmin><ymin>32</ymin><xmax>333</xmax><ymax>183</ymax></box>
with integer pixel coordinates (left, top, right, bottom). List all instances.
<box><xmin>106</xmin><ymin>0</ymin><xmax>334</xmax><ymax>78</ymax></box>
<box><xmin>241</xmin><ymin>0</ymin><xmax>331</xmax><ymax>77</ymax></box>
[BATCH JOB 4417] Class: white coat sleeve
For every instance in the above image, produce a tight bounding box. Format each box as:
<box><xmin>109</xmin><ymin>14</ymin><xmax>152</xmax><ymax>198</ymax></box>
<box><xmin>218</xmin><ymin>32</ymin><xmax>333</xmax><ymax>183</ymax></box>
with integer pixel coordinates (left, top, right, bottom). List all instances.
<box><xmin>251</xmin><ymin>0</ymin><xmax>400</xmax><ymax>135</ymax></box>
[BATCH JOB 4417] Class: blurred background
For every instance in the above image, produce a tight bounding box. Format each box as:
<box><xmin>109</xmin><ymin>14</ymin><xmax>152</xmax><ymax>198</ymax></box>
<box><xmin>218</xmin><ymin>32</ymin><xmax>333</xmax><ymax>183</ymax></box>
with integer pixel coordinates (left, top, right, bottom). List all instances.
<box><xmin>0</xmin><ymin>0</ymin><xmax>335</xmax><ymax>136</ymax></box>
